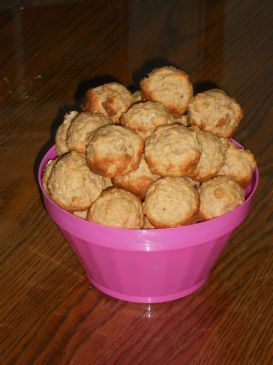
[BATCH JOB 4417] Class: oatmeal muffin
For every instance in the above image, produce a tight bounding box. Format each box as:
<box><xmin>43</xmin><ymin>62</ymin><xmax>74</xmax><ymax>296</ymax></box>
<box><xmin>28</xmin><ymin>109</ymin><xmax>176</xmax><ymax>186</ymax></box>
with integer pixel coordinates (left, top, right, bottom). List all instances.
<box><xmin>188</xmin><ymin>89</ymin><xmax>243</xmax><ymax>138</ymax></box>
<box><xmin>86</xmin><ymin>124</ymin><xmax>144</xmax><ymax>178</ymax></box>
<box><xmin>82</xmin><ymin>82</ymin><xmax>133</xmax><ymax>123</ymax></box>
<box><xmin>191</xmin><ymin>128</ymin><xmax>228</xmax><ymax>181</ymax></box>
<box><xmin>55</xmin><ymin>111</ymin><xmax>78</xmax><ymax>155</ymax></box>
<box><xmin>113</xmin><ymin>155</ymin><xmax>159</xmax><ymax>199</ymax></box>
<box><xmin>144</xmin><ymin>124</ymin><xmax>201</xmax><ymax>176</ymax></box>
<box><xmin>120</xmin><ymin>101</ymin><xmax>175</xmax><ymax>140</ymax></box>
<box><xmin>47</xmin><ymin>152</ymin><xmax>111</xmax><ymax>211</ymax></box>
<box><xmin>199</xmin><ymin>175</ymin><xmax>244</xmax><ymax>220</ymax></box>
<box><xmin>218</xmin><ymin>141</ymin><xmax>256</xmax><ymax>187</ymax></box>
<box><xmin>143</xmin><ymin>177</ymin><xmax>199</xmax><ymax>228</ymax></box>
<box><xmin>67</xmin><ymin>111</ymin><xmax>111</xmax><ymax>154</ymax></box>
<box><xmin>140</xmin><ymin>66</ymin><xmax>193</xmax><ymax>116</ymax></box>
<box><xmin>87</xmin><ymin>187</ymin><xmax>143</xmax><ymax>229</ymax></box>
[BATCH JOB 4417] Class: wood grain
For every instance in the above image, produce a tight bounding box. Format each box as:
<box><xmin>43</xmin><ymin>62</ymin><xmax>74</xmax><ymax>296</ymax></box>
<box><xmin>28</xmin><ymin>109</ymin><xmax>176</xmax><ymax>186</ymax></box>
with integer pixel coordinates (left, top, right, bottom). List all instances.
<box><xmin>1</xmin><ymin>1</ymin><xmax>273</xmax><ymax>364</ymax></box>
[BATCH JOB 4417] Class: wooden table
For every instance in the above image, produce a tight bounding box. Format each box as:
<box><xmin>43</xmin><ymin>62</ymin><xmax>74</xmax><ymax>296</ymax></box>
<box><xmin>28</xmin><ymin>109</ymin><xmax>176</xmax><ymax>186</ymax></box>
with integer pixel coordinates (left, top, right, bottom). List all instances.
<box><xmin>2</xmin><ymin>1</ymin><xmax>273</xmax><ymax>364</ymax></box>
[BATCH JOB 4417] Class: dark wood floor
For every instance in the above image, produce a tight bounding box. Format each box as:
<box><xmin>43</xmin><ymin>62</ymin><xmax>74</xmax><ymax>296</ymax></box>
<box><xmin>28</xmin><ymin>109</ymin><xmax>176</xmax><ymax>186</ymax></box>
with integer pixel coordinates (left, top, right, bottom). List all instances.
<box><xmin>1</xmin><ymin>1</ymin><xmax>273</xmax><ymax>364</ymax></box>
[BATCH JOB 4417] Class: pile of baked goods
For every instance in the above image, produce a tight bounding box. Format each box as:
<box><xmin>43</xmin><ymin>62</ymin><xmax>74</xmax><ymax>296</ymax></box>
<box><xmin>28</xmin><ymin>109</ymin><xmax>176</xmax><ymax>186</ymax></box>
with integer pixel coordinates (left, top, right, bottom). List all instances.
<box><xmin>42</xmin><ymin>66</ymin><xmax>256</xmax><ymax>229</ymax></box>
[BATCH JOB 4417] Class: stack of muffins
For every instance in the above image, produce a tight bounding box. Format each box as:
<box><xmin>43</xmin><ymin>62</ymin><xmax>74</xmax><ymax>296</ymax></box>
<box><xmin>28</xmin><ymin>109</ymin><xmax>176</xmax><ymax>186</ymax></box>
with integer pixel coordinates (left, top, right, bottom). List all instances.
<box><xmin>43</xmin><ymin>66</ymin><xmax>256</xmax><ymax>229</ymax></box>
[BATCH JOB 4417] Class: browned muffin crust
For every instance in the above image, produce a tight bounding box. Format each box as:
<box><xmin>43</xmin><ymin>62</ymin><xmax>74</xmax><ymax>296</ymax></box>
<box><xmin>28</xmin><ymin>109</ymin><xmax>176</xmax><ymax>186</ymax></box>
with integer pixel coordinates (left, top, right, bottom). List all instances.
<box><xmin>140</xmin><ymin>66</ymin><xmax>193</xmax><ymax>116</ymax></box>
<box><xmin>86</xmin><ymin>124</ymin><xmax>144</xmax><ymax>178</ymax></box>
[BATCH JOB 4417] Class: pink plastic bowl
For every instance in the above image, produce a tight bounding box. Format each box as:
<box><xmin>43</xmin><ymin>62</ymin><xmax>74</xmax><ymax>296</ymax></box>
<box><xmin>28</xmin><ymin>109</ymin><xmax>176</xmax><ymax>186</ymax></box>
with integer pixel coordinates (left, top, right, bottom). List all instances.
<box><xmin>38</xmin><ymin>142</ymin><xmax>259</xmax><ymax>303</ymax></box>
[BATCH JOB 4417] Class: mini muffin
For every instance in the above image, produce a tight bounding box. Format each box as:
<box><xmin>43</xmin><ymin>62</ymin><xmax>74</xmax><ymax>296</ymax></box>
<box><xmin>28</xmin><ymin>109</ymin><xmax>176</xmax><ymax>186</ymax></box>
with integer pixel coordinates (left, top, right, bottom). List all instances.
<box><xmin>144</xmin><ymin>124</ymin><xmax>201</xmax><ymax>176</ymax></box>
<box><xmin>218</xmin><ymin>141</ymin><xmax>256</xmax><ymax>187</ymax></box>
<box><xmin>47</xmin><ymin>152</ymin><xmax>111</xmax><ymax>211</ymax></box>
<box><xmin>55</xmin><ymin>111</ymin><xmax>78</xmax><ymax>155</ymax></box>
<box><xmin>199</xmin><ymin>176</ymin><xmax>244</xmax><ymax>220</ymax></box>
<box><xmin>191</xmin><ymin>128</ymin><xmax>228</xmax><ymax>181</ymax></box>
<box><xmin>73</xmin><ymin>210</ymin><xmax>88</xmax><ymax>219</ymax></box>
<box><xmin>140</xmin><ymin>66</ymin><xmax>193</xmax><ymax>116</ymax></box>
<box><xmin>120</xmin><ymin>101</ymin><xmax>175</xmax><ymax>140</ymax></box>
<box><xmin>113</xmin><ymin>155</ymin><xmax>159</xmax><ymax>199</ymax></box>
<box><xmin>67</xmin><ymin>112</ymin><xmax>111</xmax><ymax>154</ymax></box>
<box><xmin>86</xmin><ymin>124</ymin><xmax>144</xmax><ymax>178</ymax></box>
<box><xmin>42</xmin><ymin>158</ymin><xmax>58</xmax><ymax>193</ymax></box>
<box><xmin>82</xmin><ymin>82</ymin><xmax>133</xmax><ymax>123</ymax></box>
<box><xmin>188</xmin><ymin>89</ymin><xmax>243</xmax><ymax>138</ymax></box>
<box><xmin>143</xmin><ymin>177</ymin><xmax>199</xmax><ymax>228</ymax></box>
<box><xmin>87</xmin><ymin>187</ymin><xmax>143</xmax><ymax>229</ymax></box>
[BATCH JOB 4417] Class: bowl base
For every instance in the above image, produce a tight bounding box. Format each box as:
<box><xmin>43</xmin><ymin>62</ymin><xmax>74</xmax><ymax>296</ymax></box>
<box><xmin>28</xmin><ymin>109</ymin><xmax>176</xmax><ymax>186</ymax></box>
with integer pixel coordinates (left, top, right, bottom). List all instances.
<box><xmin>88</xmin><ymin>276</ymin><xmax>209</xmax><ymax>303</ymax></box>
